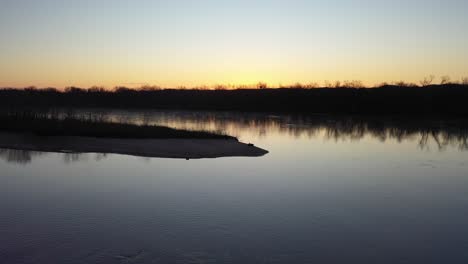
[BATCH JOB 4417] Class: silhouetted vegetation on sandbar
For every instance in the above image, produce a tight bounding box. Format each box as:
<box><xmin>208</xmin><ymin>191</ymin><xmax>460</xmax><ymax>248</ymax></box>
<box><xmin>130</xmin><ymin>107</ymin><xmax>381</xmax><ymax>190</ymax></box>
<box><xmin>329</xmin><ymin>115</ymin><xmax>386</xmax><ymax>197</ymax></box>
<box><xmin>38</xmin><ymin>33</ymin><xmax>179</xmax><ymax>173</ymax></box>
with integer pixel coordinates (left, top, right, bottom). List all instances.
<box><xmin>1</xmin><ymin>83</ymin><xmax>468</xmax><ymax>115</ymax></box>
<box><xmin>0</xmin><ymin>112</ymin><xmax>234</xmax><ymax>140</ymax></box>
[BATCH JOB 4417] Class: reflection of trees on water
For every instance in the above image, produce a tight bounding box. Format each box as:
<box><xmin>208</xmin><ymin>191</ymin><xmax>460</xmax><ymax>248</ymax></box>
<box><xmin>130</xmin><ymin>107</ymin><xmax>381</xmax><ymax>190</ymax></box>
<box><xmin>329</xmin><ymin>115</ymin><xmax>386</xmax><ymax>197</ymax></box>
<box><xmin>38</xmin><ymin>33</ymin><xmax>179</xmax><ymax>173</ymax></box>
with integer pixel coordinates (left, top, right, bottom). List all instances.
<box><xmin>0</xmin><ymin>149</ymin><xmax>46</xmax><ymax>164</ymax></box>
<box><xmin>0</xmin><ymin>149</ymin><xmax>109</xmax><ymax>165</ymax></box>
<box><xmin>96</xmin><ymin>110</ymin><xmax>468</xmax><ymax>151</ymax></box>
<box><xmin>322</xmin><ymin>119</ymin><xmax>468</xmax><ymax>151</ymax></box>
<box><xmin>63</xmin><ymin>153</ymin><xmax>112</xmax><ymax>163</ymax></box>
<box><xmin>63</xmin><ymin>153</ymin><xmax>87</xmax><ymax>163</ymax></box>
<box><xmin>95</xmin><ymin>153</ymin><xmax>108</xmax><ymax>161</ymax></box>
<box><xmin>2</xmin><ymin>111</ymin><xmax>468</xmax><ymax>165</ymax></box>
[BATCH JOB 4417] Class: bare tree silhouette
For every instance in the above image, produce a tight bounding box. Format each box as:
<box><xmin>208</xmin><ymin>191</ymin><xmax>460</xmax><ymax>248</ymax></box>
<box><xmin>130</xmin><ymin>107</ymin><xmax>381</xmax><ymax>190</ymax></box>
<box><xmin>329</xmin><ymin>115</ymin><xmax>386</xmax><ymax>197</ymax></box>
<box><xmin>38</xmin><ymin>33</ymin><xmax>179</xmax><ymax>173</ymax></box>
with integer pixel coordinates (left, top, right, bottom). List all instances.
<box><xmin>462</xmin><ymin>77</ymin><xmax>468</xmax><ymax>85</ymax></box>
<box><xmin>420</xmin><ymin>75</ymin><xmax>435</xmax><ymax>86</ymax></box>
<box><xmin>440</xmin><ymin>75</ymin><xmax>451</xmax><ymax>85</ymax></box>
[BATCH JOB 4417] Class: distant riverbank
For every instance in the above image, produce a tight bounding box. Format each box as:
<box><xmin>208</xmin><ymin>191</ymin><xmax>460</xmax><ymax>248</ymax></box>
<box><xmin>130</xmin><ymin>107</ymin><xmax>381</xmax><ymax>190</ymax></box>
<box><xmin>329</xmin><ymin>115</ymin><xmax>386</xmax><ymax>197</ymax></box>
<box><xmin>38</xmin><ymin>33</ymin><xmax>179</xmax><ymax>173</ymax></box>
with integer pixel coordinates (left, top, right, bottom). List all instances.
<box><xmin>2</xmin><ymin>84</ymin><xmax>468</xmax><ymax>116</ymax></box>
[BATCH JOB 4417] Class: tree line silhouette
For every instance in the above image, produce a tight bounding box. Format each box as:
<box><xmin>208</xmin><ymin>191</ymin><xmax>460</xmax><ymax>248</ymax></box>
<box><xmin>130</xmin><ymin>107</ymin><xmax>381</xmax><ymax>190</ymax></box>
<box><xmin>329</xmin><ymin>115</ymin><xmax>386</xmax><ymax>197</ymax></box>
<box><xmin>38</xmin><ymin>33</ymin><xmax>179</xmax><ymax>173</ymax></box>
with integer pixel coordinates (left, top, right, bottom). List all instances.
<box><xmin>1</xmin><ymin>82</ymin><xmax>468</xmax><ymax>116</ymax></box>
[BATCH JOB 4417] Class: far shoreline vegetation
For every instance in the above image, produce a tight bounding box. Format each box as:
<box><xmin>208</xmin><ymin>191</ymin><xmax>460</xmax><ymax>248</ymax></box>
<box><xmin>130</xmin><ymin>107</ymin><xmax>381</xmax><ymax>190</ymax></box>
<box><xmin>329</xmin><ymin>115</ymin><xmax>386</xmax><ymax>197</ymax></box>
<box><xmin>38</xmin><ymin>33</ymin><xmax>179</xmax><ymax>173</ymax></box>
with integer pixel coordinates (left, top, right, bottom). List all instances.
<box><xmin>3</xmin><ymin>75</ymin><xmax>468</xmax><ymax>91</ymax></box>
<box><xmin>1</xmin><ymin>76</ymin><xmax>468</xmax><ymax>116</ymax></box>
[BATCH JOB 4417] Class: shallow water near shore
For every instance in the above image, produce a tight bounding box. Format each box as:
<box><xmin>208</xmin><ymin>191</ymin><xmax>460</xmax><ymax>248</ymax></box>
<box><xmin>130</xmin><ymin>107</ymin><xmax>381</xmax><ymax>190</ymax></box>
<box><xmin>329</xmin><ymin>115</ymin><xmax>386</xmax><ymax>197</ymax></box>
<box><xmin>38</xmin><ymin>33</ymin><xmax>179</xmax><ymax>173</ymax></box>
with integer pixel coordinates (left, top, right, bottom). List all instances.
<box><xmin>1</xmin><ymin>111</ymin><xmax>468</xmax><ymax>264</ymax></box>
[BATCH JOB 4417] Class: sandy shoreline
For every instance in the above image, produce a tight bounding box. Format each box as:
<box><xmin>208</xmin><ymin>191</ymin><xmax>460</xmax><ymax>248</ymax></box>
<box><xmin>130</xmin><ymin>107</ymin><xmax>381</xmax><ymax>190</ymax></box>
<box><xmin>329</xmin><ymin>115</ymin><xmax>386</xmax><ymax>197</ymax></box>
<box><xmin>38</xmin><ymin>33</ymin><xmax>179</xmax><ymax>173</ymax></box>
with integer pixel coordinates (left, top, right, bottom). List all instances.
<box><xmin>0</xmin><ymin>132</ymin><xmax>268</xmax><ymax>159</ymax></box>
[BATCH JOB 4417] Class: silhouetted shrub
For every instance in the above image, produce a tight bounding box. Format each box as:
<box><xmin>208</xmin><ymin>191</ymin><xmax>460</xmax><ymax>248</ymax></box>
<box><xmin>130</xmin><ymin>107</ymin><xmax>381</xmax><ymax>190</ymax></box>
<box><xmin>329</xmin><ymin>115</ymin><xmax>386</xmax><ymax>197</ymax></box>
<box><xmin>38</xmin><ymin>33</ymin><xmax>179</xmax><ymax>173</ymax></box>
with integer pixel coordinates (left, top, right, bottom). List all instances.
<box><xmin>65</xmin><ymin>86</ymin><xmax>85</xmax><ymax>93</ymax></box>
<box><xmin>257</xmin><ymin>82</ymin><xmax>268</xmax><ymax>89</ymax></box>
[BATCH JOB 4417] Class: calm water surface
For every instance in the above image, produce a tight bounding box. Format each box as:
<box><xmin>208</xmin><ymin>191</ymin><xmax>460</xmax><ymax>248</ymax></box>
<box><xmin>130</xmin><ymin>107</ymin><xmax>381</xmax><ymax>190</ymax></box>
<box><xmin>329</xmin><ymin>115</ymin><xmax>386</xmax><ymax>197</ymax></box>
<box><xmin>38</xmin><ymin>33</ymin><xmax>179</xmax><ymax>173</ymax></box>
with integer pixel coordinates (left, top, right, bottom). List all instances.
<box><xmin>1</xmin><ymin>111</ymin><xmax>468</xmax><ymax>264</ymax></box>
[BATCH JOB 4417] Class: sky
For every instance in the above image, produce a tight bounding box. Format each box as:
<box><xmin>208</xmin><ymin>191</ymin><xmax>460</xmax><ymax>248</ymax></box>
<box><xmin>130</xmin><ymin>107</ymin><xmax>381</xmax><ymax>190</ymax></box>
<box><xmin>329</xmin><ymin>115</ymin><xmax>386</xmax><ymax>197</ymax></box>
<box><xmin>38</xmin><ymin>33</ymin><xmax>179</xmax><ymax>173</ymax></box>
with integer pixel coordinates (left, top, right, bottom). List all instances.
<box><xmin>1</xmin><ymin>0</ymin><xmax>467</xmax><ymax>88</ymax></box>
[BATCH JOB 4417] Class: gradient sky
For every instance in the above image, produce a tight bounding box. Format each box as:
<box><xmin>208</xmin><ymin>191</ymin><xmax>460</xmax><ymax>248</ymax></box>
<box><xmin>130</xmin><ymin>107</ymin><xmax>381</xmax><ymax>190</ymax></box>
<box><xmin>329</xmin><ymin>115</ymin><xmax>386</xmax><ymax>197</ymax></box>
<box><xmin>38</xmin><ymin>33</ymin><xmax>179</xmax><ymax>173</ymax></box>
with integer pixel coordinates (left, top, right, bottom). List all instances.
<box><xmin>1</xmin><ymin>0</ymin><xmax>467</xmax><ymax>88</ymax></box>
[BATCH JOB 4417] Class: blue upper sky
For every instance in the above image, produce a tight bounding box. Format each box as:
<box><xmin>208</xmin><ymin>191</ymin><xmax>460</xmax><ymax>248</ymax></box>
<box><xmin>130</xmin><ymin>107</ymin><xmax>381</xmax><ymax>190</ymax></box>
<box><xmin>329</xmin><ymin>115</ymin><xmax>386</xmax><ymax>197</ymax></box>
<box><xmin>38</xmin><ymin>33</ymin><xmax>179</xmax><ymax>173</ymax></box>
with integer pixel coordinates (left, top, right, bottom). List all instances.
<box><xmin>1</xmin><ymin>0</ymin><xmax>467</xmax><ymax>87</ymax></box>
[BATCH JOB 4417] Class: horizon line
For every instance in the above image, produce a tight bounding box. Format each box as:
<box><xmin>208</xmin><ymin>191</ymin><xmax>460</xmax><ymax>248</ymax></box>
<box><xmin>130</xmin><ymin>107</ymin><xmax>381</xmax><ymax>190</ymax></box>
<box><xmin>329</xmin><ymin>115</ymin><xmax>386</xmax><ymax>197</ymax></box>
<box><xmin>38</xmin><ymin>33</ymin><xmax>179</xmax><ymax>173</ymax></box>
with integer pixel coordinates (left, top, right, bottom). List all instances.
<box><xmin>2</xmin><ymin>76</ymin><xmax>468</xmax><ymax>91</ymax></box>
